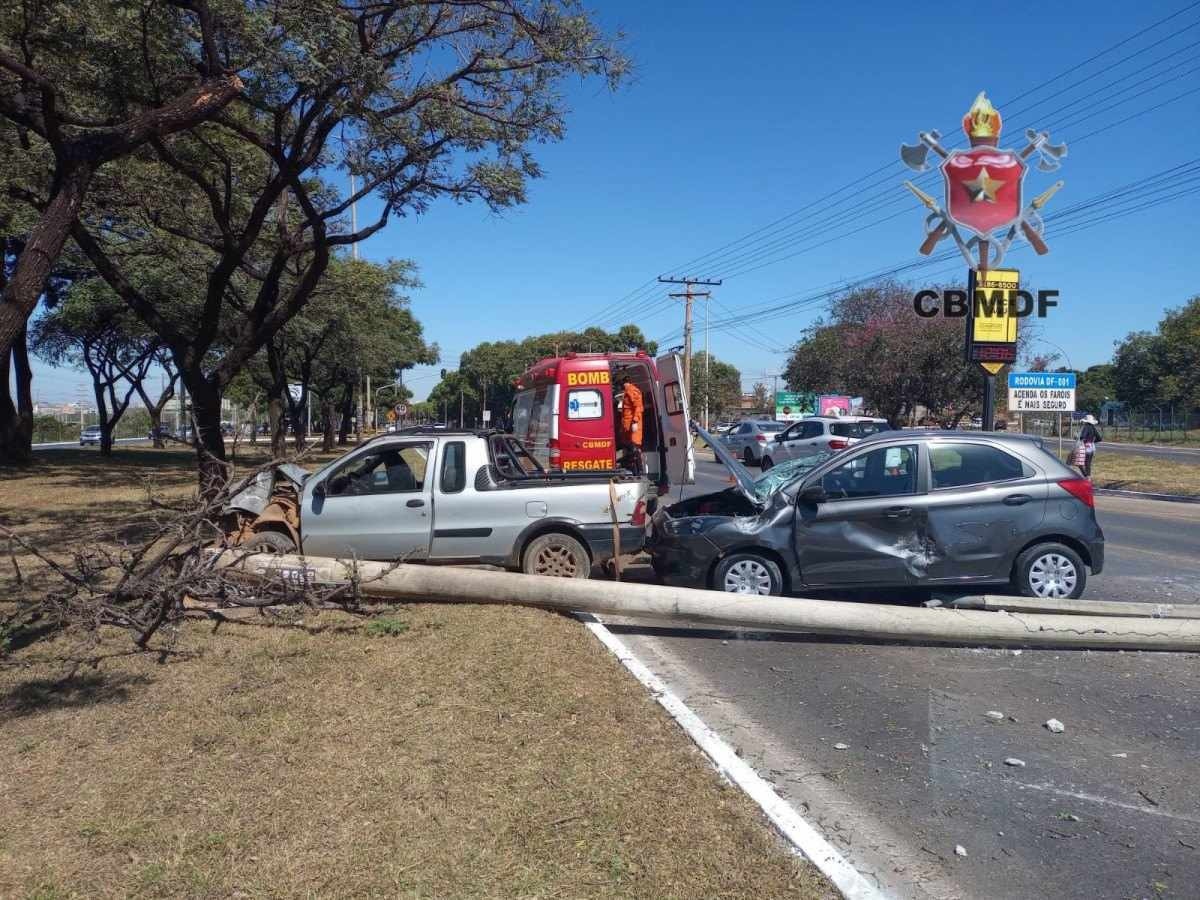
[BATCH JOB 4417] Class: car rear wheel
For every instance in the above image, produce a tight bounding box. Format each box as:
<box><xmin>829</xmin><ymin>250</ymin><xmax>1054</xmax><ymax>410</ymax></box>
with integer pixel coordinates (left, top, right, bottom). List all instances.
<box><xmin>760</xmin><ymin>455</ymin><xmax>774</xmax><ymax>471</ymax></box>
<box><xmin>523</xmin><ymin>533</ymin><xmax>590</xmax><ymax>579</ymax></box>
<box><xmin>715</xmin><ymin>553</ymin><xmax>783</xmax><ymax>596</ymax></box>
<box><xmin>242</xmin><ymin>530</ymin><xmax>297</xmax><ymax>554</ymax></box>
<box><xmin>1014</xmin><ymin>542</ymin><xmax>1086</xmax><ymax>600</ymax></box>
<box><xmin>742</xmin><ymin>447</ymin><xmax>756</xmax><ymax>467</ymax></box>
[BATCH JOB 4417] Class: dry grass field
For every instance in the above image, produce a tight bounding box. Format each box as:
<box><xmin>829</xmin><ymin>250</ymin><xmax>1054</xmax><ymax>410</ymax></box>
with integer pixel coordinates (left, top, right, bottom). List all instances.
<box><xmin>0</xmin><ymin>446</ymin><xmax>832</xmax><ymax>899</ymax></box>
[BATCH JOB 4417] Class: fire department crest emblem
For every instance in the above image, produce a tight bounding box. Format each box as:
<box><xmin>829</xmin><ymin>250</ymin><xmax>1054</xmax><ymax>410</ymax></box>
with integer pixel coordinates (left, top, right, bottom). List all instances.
<box><xmin>900</xmin><ymin>92</ymin><xmax>1067</xmax><ymax>269</ymax></box>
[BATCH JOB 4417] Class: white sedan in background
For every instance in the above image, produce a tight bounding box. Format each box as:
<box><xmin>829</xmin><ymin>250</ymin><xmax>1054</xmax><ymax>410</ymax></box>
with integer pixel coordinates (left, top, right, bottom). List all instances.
<box><xmin>758</xmin><ymin>415</ymin><xmax>892</xmax><ymax>470</ymax></box>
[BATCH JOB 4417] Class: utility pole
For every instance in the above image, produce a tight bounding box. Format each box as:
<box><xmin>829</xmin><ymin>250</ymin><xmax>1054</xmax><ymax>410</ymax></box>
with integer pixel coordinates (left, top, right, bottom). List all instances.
<box><xmin>704</xmin><ymin>294</ymin><xmax>711</xmax><ymax>428</ymax></box>
<box><xmin>659</xmin><ymin>275</ymin><xmax>721</xmax><ymax>402</ymax></box>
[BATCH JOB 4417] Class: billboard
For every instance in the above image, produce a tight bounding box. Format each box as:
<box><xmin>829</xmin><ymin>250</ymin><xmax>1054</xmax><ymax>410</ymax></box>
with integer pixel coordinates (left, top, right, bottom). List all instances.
<box><xmin>775</xmin><ymin>390</ymin><xmax>815</xmax><ymax>422</ymax></box>
<box><xmin>818</xmin><ymin>394</ymin><xmax>852</xmax><ymax>416</ymax></box>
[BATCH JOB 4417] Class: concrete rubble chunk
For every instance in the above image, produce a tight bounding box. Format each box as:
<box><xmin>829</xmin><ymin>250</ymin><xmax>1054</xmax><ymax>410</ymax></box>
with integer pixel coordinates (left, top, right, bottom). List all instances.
<box><xmin>834</xmin><ymin>742</ymin><xmax>849</xmax><ymax>750</ymax></box>
<box><xmin>1045</xmin><ymin>718</ymin><xmax>1065</xmax><ymax>733</ymax></box>
<box><xmin>985</xmin><ymin>710</ymin><xmax>1005</xmax><ymax>721</ymax></box>
<box><xmin>1004</xmin><ymin>757</ymin><xmax>1027</xmax><ymax>767</ymax></box>
<box><xmin>955</xmin><ymin>845</ymin><xmax>968</xmax><ymax>858</ymax></box>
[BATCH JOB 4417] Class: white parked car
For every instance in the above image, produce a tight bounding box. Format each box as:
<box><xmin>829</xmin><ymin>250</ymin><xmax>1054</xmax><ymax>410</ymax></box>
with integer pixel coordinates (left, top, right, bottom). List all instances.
<box><xmin>722</xmin><ymin>420</ymin><xmax>789</xmax><ymax>466</ymax></box>
<box><xmin>758</xmin><ymin>416</ymin><xmax>892</xmax><ymax>470</ymax></box>
<box><xmin>79</xmin><ymin>425</ymin><xmax>102</xmax><ymax>446</ymax></box>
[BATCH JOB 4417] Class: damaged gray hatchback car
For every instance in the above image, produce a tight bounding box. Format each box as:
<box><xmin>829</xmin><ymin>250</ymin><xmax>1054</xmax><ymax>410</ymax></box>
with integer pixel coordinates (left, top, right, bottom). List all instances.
<box><xmin>649</xmin><ymin>425</ymin><xmax>1104</xmax><ymax>599</ymax></box>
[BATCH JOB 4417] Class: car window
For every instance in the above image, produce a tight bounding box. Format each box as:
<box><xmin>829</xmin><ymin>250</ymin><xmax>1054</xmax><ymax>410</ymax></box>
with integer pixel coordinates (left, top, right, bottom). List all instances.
<box><xmin>760</xmin><ymin>422</ymin><xmax>786</xmax><ymax>432</ymax></box>
<box><xmin>664</xmin><ymin>381</ymin><xmax>685</xmax><ymax>416</ymax></box>
<box><xmin>566</xmin><ymin>388</ymin><xmax>604</xmax><ymax>420</ymax></box>
<box><xmin>822</xmin><ymin>444</ymin><xmax>917</xmax><ymax>500</ymax></box>
<box><xmin>439</xmin><ymin>441</ymin><xmax>466</xmax><ymax>493</ymax></box>
<box><xmin>737</xmin><ymin>423</ymin><xmax>752</xmax><ymax>434</ymax></box>
<box><xmin>830</xmin><ymin>422</ymin><xmax>857</xmax><ymax>438</ymax></box>
<box><xmin>930</xmin><ymin>442</ymin><xmax>1028</xmax><ymax>489</ymax></box>
<box><xmin>325</xmin><ymin>442</ymin><xmax>431</xmax><ymax>497</ymax></box>
<box><xmin>800</xmin><ymin>422</ymin><xmax>823</xmax><ymax>439</ymax></box>
<box><xmin>859</xmin><ymin>421</ymin><xmax>891</xmax><ymax>437</ymax></box>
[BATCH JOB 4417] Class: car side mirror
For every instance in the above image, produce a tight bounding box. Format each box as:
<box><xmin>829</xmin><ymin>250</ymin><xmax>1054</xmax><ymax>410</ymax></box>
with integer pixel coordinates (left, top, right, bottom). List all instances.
<box><xmin>799</xmin><ymin>483</ymin><xmax>827</xmax><ymax>504</ymax></box>
<box><xmin>774</xmin><ymin>433</ymin><xmax>786</xmax><ymax>442</ymax></box>
<box><xmin>312</xmin><ymin>480</ymin><xmax>326</xmax><ymax>499</ymax></box>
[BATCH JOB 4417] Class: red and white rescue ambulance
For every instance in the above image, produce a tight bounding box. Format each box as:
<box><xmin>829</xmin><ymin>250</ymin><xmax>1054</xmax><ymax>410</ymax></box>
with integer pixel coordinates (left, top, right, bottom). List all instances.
<box><xmin>512</xmin><ymin>350</ymin><xmax>695</xmax><ymax>493</ymax></box>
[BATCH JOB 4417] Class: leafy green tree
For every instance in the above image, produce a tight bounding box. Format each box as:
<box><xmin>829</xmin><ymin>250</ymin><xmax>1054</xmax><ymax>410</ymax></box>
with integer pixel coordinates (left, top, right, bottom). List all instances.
<box><xmin>5</xmin><ymin>1</ymin><xmax>625</xmax><ymax>488</ymax></box>
<box><xmin>1154</xmin><ymin>296</ymin><xmax>1200</xmax><ymax>413</ymax></box>
<box><xmin>689</xmin><ymin>352</ymin><xmax>741</xmax><ymax>423</ymax></box>
<box><xmin>1076</xmin><ymin>363</ymin><xmax>1116</xmax><ymax>416</ymax></box>
<box><xmin>0</xmin><ymin>2</ymin><xmax>242</xmax><ymax>461</ymax></box>
<box><xmin>784</xmin><ymin>280</ymin><xmax>1027</xmax><ymax>427</ymax></box>
<box><xmin>1112</xmin><ymin>332</ymin><xmax>1164</xmax><ymax>410</ymax></box>
<box><xmin>29</xmin><ymin>279</ymin><xmax>159</xmax><ymax>455</ymax></box>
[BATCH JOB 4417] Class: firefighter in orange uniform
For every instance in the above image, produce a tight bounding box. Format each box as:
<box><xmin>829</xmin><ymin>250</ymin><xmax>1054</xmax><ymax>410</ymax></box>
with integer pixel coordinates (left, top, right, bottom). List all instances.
<box><xmin>616</xmin><ymin>374</ymin><xmax>644</xmax><ymax>474</ymax></box>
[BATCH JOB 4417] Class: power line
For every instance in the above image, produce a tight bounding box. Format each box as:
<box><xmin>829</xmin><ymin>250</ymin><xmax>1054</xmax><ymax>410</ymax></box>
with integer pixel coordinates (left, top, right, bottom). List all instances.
<box><xmin>659</xmin><ymin>159</ymin><xmax>1200</xmax><ymax>343</ymax></box>
<box><xmin>584</xmin><ymin>4</ymin><xmax>1200</xmax><ymax>326</ymax></box>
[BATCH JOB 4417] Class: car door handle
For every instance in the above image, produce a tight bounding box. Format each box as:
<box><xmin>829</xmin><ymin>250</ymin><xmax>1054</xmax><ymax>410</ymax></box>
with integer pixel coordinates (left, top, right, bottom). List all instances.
<box><xmin>1003</xmin><ymin>494</ymin><xmax>1032</xmax><ymax>506</ymax></box>
<box><xmin>883</xmin><ymin>506</ymin><xmax>912</xmax><ymax>519</ymax></box>
<box><xmin>406</xmin><ymin>498</ymin><xmax>425</xmax><ymax>508</ymax></box>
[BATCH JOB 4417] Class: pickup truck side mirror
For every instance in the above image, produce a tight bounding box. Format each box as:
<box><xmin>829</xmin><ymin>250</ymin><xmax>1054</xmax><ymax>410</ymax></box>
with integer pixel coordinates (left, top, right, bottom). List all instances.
<box><xmin>798</xmin><ymin>483</ymin><xmax>828</xmax><ymax>504</ymax></box>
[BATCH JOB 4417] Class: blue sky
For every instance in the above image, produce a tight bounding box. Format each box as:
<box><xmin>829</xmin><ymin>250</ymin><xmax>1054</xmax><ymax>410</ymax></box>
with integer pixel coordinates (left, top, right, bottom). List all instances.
<box><xmin>30</xmin><ymin>0</ymin><xmax>1200</xmax><ymax>405</ymax></box>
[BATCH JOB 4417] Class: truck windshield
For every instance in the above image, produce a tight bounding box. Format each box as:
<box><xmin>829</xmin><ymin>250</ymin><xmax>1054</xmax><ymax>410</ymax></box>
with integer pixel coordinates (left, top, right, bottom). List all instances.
<box><xmin>512</xmin><ymin>385</ymin><xmax>554</xmax><ymax>467</ymax></box>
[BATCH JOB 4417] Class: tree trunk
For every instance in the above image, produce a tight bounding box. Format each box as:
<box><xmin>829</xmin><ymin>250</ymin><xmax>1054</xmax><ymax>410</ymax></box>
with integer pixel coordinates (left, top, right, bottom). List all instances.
<box><xmin>0</xmin><ymin>322</ymin><xmax>34</xmax><ymax>464</ymax></box>
<box><xmin>149</xmin><ymin>407</ymin><xmax>165</xmax><ymax>448</ymax></box>
<box><xmin>322</xmin><ymin>400</ymin><xmax>337</xmax><ymax>452</ymax></box>
<box><xmin>249</xmin><ymin>396</ymin><xmax>259</xmax><ymax>445</ymax></box>
<box><xmin>267</xmin><ymin>394</ymin><xmax>286</xmax><ymax>459</ymax></box>
<box><xmin>188</xmin><ymin>378</ymin><xmax>228</xmax><ymax>499</ymax></box>
<box><xmin>0</xmin><ymin>163</ymin><xmax>94</xmax><ymax>358</ymax></box>
<box><xmin>338</xmin><ymin>387</ymin><xmax>353</xmax><ymax>446</ymax></box>
<box><xmin>96</xmin><ymin>382</ymin><xmax>114</xmax><ymax>457</ymax></box>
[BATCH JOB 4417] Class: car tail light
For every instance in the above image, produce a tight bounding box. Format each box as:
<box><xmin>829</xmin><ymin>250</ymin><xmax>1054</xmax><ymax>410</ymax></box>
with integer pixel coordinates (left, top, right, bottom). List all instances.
<box><xmin>828</xmin><ymin>439</ymin><xmax>849</xmax><ymax>450</ymax></box>
<box><xmin>1058</xmin><ymin>477</ymin><xmax>1094</xmax><ymax>508</ymax></box>
<box><xmin>756</xmin><ymin>434</ymin><xmax>767</xmax><ymax>442</ymax></box>
<box><xmin>631</xmin><ymin>499</ymin><xmax>647</xmax><ymax>527</ymax></box>
<box><xmin>548</xmin><ymin>437</ymin><xmax>561</xmax><ymax>467</ymax></box>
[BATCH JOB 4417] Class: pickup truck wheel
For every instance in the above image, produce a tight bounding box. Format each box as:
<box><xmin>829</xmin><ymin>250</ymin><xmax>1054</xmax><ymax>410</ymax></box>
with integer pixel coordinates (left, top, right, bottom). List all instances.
<box><xmin>243</xmin><ymin>530</ymin><xmax>297</xmax><ymax>555</ymax></box>
<box><xmin>523</xmin><ymin>533</ymin><xmax>590</xmax><ymax>579</ymax></box>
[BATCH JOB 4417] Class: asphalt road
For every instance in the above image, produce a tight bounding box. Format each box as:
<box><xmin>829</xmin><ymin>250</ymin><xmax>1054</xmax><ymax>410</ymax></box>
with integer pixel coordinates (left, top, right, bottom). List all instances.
<box><xmin>612</xmin><ymin>456</ymin><xmax>1200</xmax><ymax>899</ymax></box>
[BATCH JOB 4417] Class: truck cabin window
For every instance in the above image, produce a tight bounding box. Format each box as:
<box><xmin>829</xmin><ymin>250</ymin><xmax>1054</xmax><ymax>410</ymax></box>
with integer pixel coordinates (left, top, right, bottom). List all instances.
<box><xmin>326</xmin><ymin>443</ymin><xmax>431</xmax><ymax>497</ymax></box>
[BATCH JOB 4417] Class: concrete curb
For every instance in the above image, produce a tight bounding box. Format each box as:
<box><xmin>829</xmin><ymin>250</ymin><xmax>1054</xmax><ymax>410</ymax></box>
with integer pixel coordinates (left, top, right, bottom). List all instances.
<box><xmin>1096</xmin><ymin>487</ymin><xmax>1200</xmax><ymax>504</ymax></box>
<box><xmin>576</xmin><ymin>612</ymin><xmax>886</xmax><ymax>900</ymax></box>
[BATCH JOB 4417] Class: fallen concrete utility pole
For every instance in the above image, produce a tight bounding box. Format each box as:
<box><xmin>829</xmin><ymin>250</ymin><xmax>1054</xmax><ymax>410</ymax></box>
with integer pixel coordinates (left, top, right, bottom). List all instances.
<box><xmin>226</xmin><ymin>553</ymin><xmax>1200</xmax><ymax>652</ymax></box>
<box><xmin>944</xmin><ymin>594</ymin><xmax>1200</xmax><ymax>620</ymax></box>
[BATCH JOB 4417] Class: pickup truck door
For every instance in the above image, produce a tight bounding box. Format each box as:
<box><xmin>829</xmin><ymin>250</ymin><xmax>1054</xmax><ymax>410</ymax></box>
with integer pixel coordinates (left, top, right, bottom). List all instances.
<box><xmin>654</xmin><ymin>351</ymin><xmax>695</xmax><ymax>485</ymax></box>
<box><xmin>300</xmin><ymin>440</ymin><xmax>433</xmax><ymax>561</ymax></box>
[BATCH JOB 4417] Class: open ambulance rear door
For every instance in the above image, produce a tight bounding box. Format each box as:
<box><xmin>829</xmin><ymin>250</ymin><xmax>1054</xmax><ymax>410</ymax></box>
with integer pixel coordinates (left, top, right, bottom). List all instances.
<box><xmin>654</xmin><ymin>351</ymin><xmax>695</xmax><ymax>487</ymax></box>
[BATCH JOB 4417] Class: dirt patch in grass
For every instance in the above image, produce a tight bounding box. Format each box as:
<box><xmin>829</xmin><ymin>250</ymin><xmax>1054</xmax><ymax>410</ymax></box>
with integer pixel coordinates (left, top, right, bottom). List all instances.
<box><xmin>0</xmin><ymin>446</ymin><xmax>834</xmax><ymax>899</ymax></box>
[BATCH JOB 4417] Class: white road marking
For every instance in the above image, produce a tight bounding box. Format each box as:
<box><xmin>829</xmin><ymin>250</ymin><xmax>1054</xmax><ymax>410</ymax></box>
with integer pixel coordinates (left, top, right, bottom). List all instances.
<box><xmin>578</xmin><ymin>612</ymin><xmax>887</xmax><ymax>900</ymax></box>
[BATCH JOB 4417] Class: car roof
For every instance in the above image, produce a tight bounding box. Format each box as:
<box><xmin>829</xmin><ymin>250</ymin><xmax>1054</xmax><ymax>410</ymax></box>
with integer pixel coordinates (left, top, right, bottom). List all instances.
<box><xmin>856</xmin><ymin>428</ymin><xmax>1049</xmax><ymax>450</ymax></box>
<box><xmin>802</xmin><ymin>415</ymin><xmax>885</xmax><ymax>422</ymax></box>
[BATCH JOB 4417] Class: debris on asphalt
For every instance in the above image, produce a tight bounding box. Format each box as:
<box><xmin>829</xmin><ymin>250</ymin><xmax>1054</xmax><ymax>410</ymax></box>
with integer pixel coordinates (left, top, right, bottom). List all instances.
<box><xmin>955</xmin><ymin>845</ymin><xmax>968</xmax><ymax>858</ymax></box>
<box><xmin>985</xmin><ymin>710</ymin><xmax>1005</xmax><ymax>721</ymax></box>
<box><xmin>1004</xmin><ymin>757</ymin><xmax>1027</xmax><ymax>767</ymax></box>
<box><xmin>1057</xmin><ymin>813</ymin><xmax>1081</xmax><ymax>822</ymax></box>
<box><xmin>1045</xmin><ymin>718</ymin><xmax>1065</xmax><ymax>733</ymax></box>
<box><xmin>834</xmin><ymin>742</ymin><xmax>849</xmax><ymax>750</ymax></box>
<box><xmin>1112</xmin><ymin>752</ymin><xmax>1128</xmax><ymax>758</ymax></box>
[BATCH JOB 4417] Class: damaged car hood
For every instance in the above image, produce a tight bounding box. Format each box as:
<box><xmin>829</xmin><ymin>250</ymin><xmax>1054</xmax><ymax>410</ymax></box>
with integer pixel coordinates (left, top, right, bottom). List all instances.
<box><xmin>226</xmin><ymin>462</ymin><xmax>310</xmax><ymax>516</ymax></box>
<box><xmin>693</xmin><ymin>423</ymin><xmax>761</xmax><ymax>506</ymax></box>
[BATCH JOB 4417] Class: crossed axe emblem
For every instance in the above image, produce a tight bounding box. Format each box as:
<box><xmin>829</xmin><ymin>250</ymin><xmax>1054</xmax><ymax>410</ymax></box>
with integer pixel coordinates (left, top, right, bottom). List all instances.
<box><xmin>900</xmin><ymin>127</ymin><xmax>1067</xmax><ymax>269</ymax></box>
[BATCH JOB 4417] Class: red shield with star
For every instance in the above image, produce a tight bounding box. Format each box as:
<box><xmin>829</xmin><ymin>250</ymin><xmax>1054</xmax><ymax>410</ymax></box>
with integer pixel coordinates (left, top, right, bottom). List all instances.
<box><xmin>941</xmin><ymin>147</ymin><xmax>1025</xmax><ymax>240</ymax></box>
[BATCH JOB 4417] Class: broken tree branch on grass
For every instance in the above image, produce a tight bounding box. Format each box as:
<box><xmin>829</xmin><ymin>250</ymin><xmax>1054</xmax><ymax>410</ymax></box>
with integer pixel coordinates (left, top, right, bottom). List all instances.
<box><xmin>1</xmin><ymin>452</ymin><xmax>399</xmax><ymax>656</ymax></box>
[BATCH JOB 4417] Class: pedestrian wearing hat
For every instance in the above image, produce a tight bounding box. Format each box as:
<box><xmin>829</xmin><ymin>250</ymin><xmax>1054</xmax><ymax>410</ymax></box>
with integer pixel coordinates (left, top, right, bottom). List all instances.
<box><xmin>1071</xmin><ymin>414</ymin><xmax>1102</xmax><ymax>479</ymax></box>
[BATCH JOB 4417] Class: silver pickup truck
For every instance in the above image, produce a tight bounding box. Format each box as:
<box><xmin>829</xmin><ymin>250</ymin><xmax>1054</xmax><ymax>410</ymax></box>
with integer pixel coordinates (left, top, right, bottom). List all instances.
<box><xmin>224</xmin><ymin>429</ymin><xmax>649</xmax><ymax>579</ymax></box>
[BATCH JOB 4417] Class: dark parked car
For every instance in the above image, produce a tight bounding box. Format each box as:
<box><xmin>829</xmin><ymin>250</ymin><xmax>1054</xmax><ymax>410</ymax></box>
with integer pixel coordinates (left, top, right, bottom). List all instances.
<box><xmin>649</xmin><ymin>426</ymin><xmax>1104</xmax><ymax>599</ymax></box>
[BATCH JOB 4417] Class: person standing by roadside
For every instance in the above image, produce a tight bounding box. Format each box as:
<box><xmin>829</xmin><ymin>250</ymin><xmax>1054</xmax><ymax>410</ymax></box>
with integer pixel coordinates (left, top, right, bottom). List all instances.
<box><xmin>1072</xmin><ymin>414</ymin><xmax>1102</xmax><ymax>480</ymax></box>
